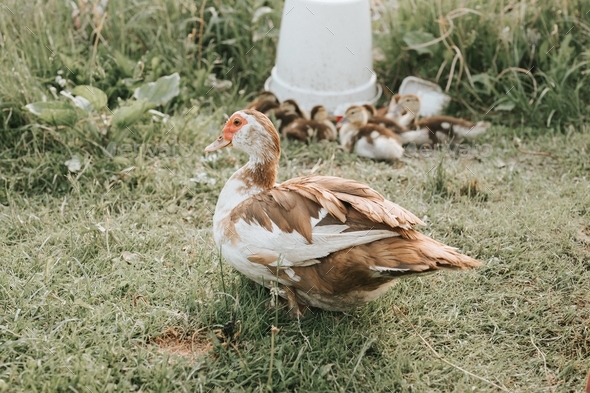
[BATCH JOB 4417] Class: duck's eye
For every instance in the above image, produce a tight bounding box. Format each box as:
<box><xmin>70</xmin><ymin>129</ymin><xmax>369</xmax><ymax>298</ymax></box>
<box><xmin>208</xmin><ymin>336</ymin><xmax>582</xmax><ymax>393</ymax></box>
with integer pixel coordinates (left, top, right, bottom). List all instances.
<box><xmin>233</xmin><ymin>118</ymin><xmax>241</xmax><ymax>126</ymax></box>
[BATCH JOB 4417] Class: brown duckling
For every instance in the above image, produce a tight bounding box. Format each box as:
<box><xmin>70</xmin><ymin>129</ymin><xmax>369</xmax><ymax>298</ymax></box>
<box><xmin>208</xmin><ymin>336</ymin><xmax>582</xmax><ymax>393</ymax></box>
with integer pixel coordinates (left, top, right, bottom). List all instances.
<box><xmin>246</xmin><ymin>91</ymin><xmax>280</xmax><ymax>115</ymax></box>
<box><xmin>339</xmin><ymin>105</ymin><xmax>404</xmax><ymax>161</ymax></box>
<box><xmin>284</xmin><ymin>105</ymin><xmax>337</xmax><ymax>143</ymax></box>
<box><xmin>363</xmin><ymin>104</ymin><xmax>407</xmax><ymax>134</ymax></box>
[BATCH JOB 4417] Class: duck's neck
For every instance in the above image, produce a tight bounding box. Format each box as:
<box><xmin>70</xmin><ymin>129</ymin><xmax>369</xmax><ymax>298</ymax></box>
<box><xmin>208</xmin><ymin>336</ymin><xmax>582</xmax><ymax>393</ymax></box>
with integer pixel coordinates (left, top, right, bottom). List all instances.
<box><xmin>240</xmin><ymin>155</ymin><xmax>279</xmax><ymax>190</ymax></box>
<box><xmin>214</xmin><ymin>154</ymin><xmax>279</xmax><ymax>219</ymax></box>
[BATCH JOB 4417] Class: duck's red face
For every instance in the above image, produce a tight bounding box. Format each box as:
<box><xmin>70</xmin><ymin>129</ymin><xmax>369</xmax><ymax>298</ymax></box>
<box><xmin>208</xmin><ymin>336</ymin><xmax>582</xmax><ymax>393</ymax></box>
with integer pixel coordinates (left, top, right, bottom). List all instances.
<box><xmin>205</xmin><ymin>113</ymin><xmax>249</xmax><ymax>152</ymax></box>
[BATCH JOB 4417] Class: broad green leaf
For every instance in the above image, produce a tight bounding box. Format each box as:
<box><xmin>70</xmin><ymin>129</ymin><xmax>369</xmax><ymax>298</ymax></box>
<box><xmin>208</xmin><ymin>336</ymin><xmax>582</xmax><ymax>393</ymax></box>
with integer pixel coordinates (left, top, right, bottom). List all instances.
<box><xmin>25</xmin><ymin>101</ymin><xmax>79</xmax><ymax>125</ymax></box>
<box><xmin>403</xmin><ymin>30</ymin><xmax>438</xmax><ymax>55</ymax></box>
<box><xmin>112</xmin><ymin>99</ymin><xmax>154</xmax><ymax>128</ymax></box>
<box><xmin>133</xmin><ymin>73</ymin><xmax>180</xmax><ymax>106</ymax></box>
<box><xmin>72</xmin><ymin>85</ymin><xmax>108</xmax><ymax>110</ymax></box>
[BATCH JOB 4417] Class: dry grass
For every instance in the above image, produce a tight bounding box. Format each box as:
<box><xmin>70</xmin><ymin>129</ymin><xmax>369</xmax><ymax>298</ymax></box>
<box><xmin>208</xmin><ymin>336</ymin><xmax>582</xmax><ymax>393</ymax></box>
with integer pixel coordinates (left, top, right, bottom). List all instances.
<box><xmin>150</xmin><ymin>326</ymin><xmax>213</xmax><ymax>362</ymax></box>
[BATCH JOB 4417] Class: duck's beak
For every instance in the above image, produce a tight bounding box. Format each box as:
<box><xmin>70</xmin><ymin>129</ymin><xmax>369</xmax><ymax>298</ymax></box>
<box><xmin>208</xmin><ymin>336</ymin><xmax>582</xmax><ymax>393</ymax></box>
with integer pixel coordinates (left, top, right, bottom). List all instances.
<box><xmin>205</xmin><ymin>134</ymin><xmax>232</xmax><ymax>152</ymax></box>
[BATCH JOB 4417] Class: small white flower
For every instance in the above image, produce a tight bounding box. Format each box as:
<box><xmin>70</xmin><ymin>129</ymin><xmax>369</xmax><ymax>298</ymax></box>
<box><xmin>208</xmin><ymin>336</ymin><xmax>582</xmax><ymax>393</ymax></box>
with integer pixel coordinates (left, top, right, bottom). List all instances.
<box><xmin>55</xmin><ymin>75</ymin><xmax>67</xmax><ymax>87</ymax></box>
<box><xmin>48</xmin><ymin>86</ymin><xmax>58</xmax><ymax>99</ymax></box>
<box><xmin>64</xmin><ymin>155</ymin><xmax>82</xmax><ymax>172</ymax></box>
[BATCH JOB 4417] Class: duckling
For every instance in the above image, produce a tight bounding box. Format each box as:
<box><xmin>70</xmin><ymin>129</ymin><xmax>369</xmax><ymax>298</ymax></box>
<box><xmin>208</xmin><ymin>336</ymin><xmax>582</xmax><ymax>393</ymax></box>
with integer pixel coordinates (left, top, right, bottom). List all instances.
<box><xmin>279</xmin><ymin>99</ymin><xmax>307</xmax><ymax>119</ymax></box>
<box><xmin>389</xmin><ymin>94</ymin><xmax>420</xmax><ymax>128</ymax></box>
<box><xmin>415</xmin><ymin>117</ymin><xmax>491</xmax><ymax>145</ymax></box>
<box><xmin>376</xmin><ymin>94</ymin><xmax>401</xmax><ymax>117</ymax></box>
<box><xmin>273</xmin><ymin>99</ymin><xmax>308</xmax><ymax>133</ymax></box>
<box><xmin>284</xmin><ymin>105</ymin><xmax>337</xmax><ymax>142</ymax></box>
<box><xmin>363</xmin><ymin>104</ymin><xmax>407</xmax><ymax>134</ymax></box>
<box><xmin>246</xmin><ymin>91</ymin><xmax>280</xmax><ymax>115</ymax></box>
<box><xmin>339</xmin><ymin>105</ymin><xmax>404</xmax><ymax>161</ymax></box>
<box><xmin>391</xmin><ymin>95</ymin><xmax>491</xmax><ymax>145</ymax></box>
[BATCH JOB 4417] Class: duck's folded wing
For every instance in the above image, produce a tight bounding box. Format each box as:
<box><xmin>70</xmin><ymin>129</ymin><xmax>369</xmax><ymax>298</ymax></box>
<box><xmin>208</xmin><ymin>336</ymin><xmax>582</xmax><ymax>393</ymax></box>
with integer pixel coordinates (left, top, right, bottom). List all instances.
<box><xmin>226</xmin><ymin>176</ymin><xmax>425</xmax><ymax>267</ymax></box>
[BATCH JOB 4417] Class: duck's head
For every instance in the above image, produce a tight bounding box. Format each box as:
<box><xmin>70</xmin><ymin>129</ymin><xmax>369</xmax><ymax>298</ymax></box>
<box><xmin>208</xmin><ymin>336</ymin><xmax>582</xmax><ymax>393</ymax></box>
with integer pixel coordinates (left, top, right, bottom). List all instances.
<box><xmin>310</xmin><ymin>105</ymin><xmax>328</xmax><ymax>121</ymax></box>
<box><xmin>344</xmin><ymin>105</ymin><xmax>369</xmax><ymax>126</ymax></box>
<box><xmin>394</xmin><ymin>94</ymin><xmax>420</xmax><ymax>117</ymax></box>
<box><xmin>279</xmin><ymin>99</ymin><xmax>304</xmax><ymax>117</ymax></box>
<box><xmin>205</xmin><ymin>109</ymin><xmax>280</xmax><ymax>162</ymax></box>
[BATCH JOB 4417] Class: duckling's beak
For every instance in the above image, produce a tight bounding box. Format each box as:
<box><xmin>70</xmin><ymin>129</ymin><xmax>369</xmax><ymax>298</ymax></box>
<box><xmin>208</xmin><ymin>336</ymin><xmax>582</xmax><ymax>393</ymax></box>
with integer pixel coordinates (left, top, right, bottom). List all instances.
<box><xmin>336</xmin><ymin>116</ymin><xmax>348</xmax><ymax>129</ymax></box>
<box><xmin>205</xmin><ymin>134</ymin><xmax>232</xmax><ymax>152</ymax></box>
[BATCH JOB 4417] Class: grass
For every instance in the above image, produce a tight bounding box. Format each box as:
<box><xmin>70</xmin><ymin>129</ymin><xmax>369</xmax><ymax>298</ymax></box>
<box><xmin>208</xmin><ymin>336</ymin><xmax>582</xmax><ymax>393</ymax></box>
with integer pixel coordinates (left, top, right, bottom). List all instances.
<box><xmin>1</xmin><ymin>0</ymin><xmax>590</xmax><ymax>391</ymax></box>
<box><xmin>2</xmin><ymin>123</ymin><xmax>590</xmax><ymax>392</ymax></box>
<box><xmin>373</xmin><ymin>0</ymin><xmax>590</xmax><ymax>128</ymax></box>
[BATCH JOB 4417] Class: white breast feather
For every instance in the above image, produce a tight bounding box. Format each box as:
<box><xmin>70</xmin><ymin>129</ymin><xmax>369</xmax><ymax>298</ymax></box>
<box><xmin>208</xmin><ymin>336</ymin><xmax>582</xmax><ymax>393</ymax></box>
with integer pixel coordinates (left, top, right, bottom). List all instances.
<box><xmin>355</xmin><ymin>136</ymin><xmax>403</xmax><ymax>161</ymax></box>
<box><xmin>399</xmin><ymin>129</ymin><xmax>431</xmax><ymax>145</ymax></box>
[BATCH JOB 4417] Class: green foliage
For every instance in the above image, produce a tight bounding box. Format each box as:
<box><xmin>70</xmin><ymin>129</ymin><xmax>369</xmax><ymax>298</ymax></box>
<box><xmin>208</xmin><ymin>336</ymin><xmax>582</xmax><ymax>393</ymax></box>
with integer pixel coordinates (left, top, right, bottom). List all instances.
<box><xmin>71</xmin><ymin>85</ymin><xmax>108</xmax><ymax>110</ymax></box>
<box><xmin>24</xmin><ymin>101</ymin><xmax>80</xmax><ymax>126</ymax></box>
<box><xmin>1</xmin><ymin>123</ymin><xmax>589</xmax><ymax>392</ymax></box>
<box><xmin>111</xmin><ymin>99</ymin><xmax>155</xmax><ymax>129</ymax></box>
<box><xmin>0</xmin><ymin>0</ymin><xmax>281</xmax><ymax>135</ymax></box>
<box><xmin>373</xmin><ymin>0</ymin><xmax>590</xmax><ymax>128</ymax></box>
<box><xmin>133</xmin><ymin>73</ymin><xmax>180</xmax><ymax>106</ymax></box>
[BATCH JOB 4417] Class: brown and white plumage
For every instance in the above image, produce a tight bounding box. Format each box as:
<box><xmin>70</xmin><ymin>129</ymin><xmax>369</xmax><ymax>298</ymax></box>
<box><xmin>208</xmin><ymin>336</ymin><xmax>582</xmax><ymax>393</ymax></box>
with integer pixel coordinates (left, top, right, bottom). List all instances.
<box><xmin>389</xmin><ymin>94</ymin><xmax>420</xmax><ymax>128</ymax></box>
<box><xmin>246</xmin><ymin>91</ymin><xmax>280</xmax><ymax>115</ymax></box>
<box><xmin>363</xmin><ymin>104</ymin><xmax>407</xmax><ymax>134</ymax></box>
<box><xmin>205</xmin><ymin>109</ymin><xmax>480</xmax><ymax>313</ymax></box>
<box><xmin>270</xmin><ymin>99</ymin><xmax>307</xmax><ymax>134</ymax></box>
<box><xmin>392</xmin><ymin>95</ymin><xmax>491</xmax><ymax>145</ymax></box>
<box><xmin>283</xmin><ymin>105</ymin><xmax>337</xmax><ymax>143</ymax></box>
<box><xmin>413</xmin><ymin>116</ymin><xmax>491</xmax><ymax>145</ymax></box>
<box><xmin>339</xmin><ymin>105</ymin><xmax>405</xmax><ymax>161</ymax></box>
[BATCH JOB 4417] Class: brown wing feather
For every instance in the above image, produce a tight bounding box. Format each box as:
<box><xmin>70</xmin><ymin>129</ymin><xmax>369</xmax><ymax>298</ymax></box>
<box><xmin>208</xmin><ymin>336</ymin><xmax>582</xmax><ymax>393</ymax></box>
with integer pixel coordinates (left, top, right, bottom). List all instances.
<box><xmin>229</xmin><ymin>175</ymin><xmax>479</xmax><ymax>305</ymax></box>
<box><xmin>230</xmin><ymin>175</ymin><xmax>424</xmax><ymax>245</ymax></box>
<box><xmin>288</xmin><ymin>233</ymin><xmax>480</xmax><ymax>296</ymax></box>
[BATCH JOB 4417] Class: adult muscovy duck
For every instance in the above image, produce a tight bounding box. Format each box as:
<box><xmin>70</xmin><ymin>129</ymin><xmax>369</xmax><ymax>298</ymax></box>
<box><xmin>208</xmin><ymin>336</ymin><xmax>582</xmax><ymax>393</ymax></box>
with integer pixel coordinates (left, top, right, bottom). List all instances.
<box><xmin>205</xmin><ymin>109</ymin><xmax>480</xmax><ymax>315</ymax></box>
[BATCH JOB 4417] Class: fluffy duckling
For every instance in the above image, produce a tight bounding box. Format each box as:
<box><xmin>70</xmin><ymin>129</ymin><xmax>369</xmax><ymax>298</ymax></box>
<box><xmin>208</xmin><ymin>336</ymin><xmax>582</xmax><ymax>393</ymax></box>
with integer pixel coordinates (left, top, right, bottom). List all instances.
<box><xmin>246</xmin><ymin>91</ymin><xmax>280</xmax><ymax>115</ymax></box>
<box><xmin>339</xmin><ymin>105</ymin><xmax>404</xmax><ymax>161</ymax></box>
<box><xmin>283</xmin><ymin>105</ymin><xmax>337</xmax><ymax>143</ymax></box>
<box><xmin>363</xmin><ymin>104</ymin><xmax>407</xmax><ymax>134</ymax></box>
<box><xmin>389</xmin><ymin>94</ymin><xmax>420</xmax><ymax>128</ymax></box>
<box><xmin>274</xmin><ymin>99</ymin><xmax>307</xmax><ymax>133</ymax></box>
<box><xmin>415</xmin><ymin>117</ymin><xmax>491</xmax><ymax>145</ymax></box>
